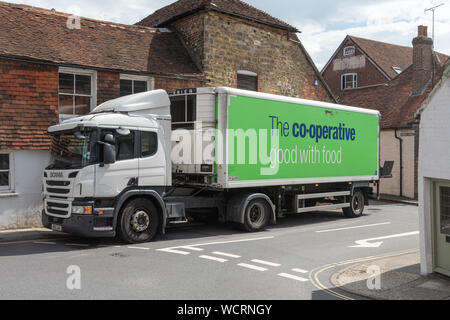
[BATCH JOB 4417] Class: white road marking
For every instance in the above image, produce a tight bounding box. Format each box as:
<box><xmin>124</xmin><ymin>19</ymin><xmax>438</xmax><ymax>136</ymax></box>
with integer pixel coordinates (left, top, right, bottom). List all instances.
<box><xmin>292</xmin><ymin>268</ymin><xmax>309</xmax><ymax>274</ymax></box>
<box><xmin>65</xmin><ymin>243</ymin><xmax>90</xmax><ymax>247</ymax></box>
<box><xmin>237</xmin><ymin>263</ymin><xmax>268</xmax><ymax>272</ymax></box>
<box><xmin>199</xmin><ymin>255</ymin><xmax>228</xmax><ymax>263</ymax></box>
<box><xmin>316</xmin><ymin>222</ymin><xmax>391</xmax><ymax>233</ymax></box>
<box><xmin>212</xmin><ymin>252</ymin><xmax>241</xmax><ymax>258</ymax></box>
<box><xmin>180</xmin><ymin>246</ymin><xmax>204</xmax><ymax>252</ymax></box>
<box><xmin>349</xmin><ymin>231</ymin><xmax>420</xmax><ymax>248</ymax></box>
<box><xmin>184</xmin><ymin>236</ymin><xmax>275</xmax><ymax>248</ymax></box>
<box><xmin>251</xmin><ymin>259</ymin><xmax>281</xmax><ymax>267</ymax></box>
<box><xmin>278</xmin><ymin>273</ymin><xmax>309</xmax><ymax>282</ymax></box>
<box><xmin>33</xmin><ymin>241</ymin><xmax>56</xmax><ymax>245</ymax></box>
<box><xmin>128</xmin><ymin>246</ymin><xmax>150</xmax><ymax>250</ymax></box>
<box><xmin>157</xmin><ymin>248</ymin><xmax>191</xmax><ymax>255</ymax></box>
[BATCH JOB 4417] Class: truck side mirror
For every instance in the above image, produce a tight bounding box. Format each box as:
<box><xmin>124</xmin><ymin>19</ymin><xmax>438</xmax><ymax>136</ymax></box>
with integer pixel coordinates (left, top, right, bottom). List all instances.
<box><xmin>104</xmin><ymin>134</ymin><xmax>115</xmax><ymax>144</ymax></box>
<box><xmin>103</xmin><ymin>143</ymin><xmax>116</xmax><ymax>164</ymax></box>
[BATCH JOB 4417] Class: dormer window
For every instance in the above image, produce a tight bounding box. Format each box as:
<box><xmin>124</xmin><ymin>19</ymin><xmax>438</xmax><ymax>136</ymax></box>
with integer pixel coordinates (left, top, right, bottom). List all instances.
<box><xmin>343</xmin><ymin>46</ymin><xmax>355</xmax><ymax>57</ymax></box>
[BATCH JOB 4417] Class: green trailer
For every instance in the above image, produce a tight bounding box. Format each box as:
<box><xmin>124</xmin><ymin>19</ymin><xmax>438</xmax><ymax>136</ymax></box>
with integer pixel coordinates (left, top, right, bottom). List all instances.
<box><xmin>168</xmin><ymin>87</ymin><xmax>380</xmax><ymax>233</ymax></box>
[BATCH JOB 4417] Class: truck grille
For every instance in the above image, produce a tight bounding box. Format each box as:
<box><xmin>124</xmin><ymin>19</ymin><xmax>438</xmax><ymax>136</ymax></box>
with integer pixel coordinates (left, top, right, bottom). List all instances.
<box><xmin>45</xmin><ymin>180</ymin><xmax>71</xmax><ymax>197</ymax></box>
<box><xmin>45</xmin><ymin>199</ymin><xmax>71</xmax><ymax>218</ymax></box>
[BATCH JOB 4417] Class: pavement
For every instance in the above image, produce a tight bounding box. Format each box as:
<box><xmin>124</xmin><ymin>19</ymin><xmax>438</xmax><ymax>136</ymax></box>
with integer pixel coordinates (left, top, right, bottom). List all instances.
<box><xmin>379</xmin><ymin>194</ymin><xmax>418</xmax><ymax>206</ymax></box>
<box><xmin>331</xmin><ymin>251</ymin><xmax>450</xmax><ymax>300</ymax></box>
<box><xmin>0</xmin><ymin>200</ymin><xmax>424</xmax><ymax>300</ymax></box>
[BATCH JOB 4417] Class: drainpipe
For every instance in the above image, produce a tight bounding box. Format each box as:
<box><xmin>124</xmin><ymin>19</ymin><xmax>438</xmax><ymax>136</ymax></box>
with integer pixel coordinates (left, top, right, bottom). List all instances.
<box><xmin>394</xmin><ymin>129</ymin><xmax>403</xmax><ymax>197</ymax></box>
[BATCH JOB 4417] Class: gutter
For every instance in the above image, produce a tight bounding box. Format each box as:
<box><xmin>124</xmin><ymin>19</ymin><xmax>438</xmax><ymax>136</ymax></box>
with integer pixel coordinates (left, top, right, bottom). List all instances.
<box><xmin>0</xmin><ymin>55</ymin><xmax>210</xmax><ymax>83</ymax></box>
<box><xmin>394</xmin><ymin>129</ymin><xmax>403</xmax><ymax>197</ymax></box>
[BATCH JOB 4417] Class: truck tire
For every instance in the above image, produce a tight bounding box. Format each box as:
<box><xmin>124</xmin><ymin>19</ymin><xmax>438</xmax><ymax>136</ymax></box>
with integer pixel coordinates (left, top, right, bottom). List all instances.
<box><xmin>242</xmin><ymin>199</ymin><xmax>271</xmax><ymax>232</ymax></box>
<box><xmin>343</xmin><ymin>189</ymin><xmax>365</xmax><ymax>218</ymax></box>
<box><xmin>117</xmin><ymin>198</ymin><xmax>159</xmax><ymax>243</ymax></box>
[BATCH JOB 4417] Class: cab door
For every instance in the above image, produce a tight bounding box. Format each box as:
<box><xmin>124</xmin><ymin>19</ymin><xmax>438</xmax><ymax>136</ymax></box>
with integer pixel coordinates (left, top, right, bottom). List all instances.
<box><xmin>138</xmin><ymin>130</ymin><xmax>167</xmax><ymax>187</ymax></box>
<box><xmin>94</xmin><ymin>130</ymin><xmax>138</xmax><ymax>198</ymax></box>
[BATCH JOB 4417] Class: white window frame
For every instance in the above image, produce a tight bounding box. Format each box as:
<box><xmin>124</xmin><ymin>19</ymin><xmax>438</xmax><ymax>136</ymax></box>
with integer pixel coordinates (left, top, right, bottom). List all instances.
<box><xmin>0</xmin><ymin>151</ymin><xmax>14</xmax><ymax>193</ymax></box>
<box><xmin>58</xmin><ymin>67</ymin><xmax>97</xmax><ymax>120</ymax></box>
<box><xmin>341</xmin><ymin>73</ymin><xmax>358</xmax><ymax>90</ymax></box>
<box><xmin>120</xmin><ymin>74</ymin><xmax>154</xmax><ymax>96</ymax></box>
<box><xmin>343</xmin><ymin>46</ymin><xmax>355</xmax><ymax>57</ymax></box>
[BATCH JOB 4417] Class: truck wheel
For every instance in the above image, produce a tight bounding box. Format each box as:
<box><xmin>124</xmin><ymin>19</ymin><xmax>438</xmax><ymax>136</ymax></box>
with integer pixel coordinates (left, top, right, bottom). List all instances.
<box><xmin>343</xmin><ymin>189</ymin><xmax>365</xmax><ymax>218</ymax></box>
<box><xmin>118</xmin><ymin>198</ymin><xmax>159</xmax><ymax>243</ymax></box>
<box><xmin>243</xmin><ymin>199</ymin><xmax>270</xmax><ymax>232</ymax></box>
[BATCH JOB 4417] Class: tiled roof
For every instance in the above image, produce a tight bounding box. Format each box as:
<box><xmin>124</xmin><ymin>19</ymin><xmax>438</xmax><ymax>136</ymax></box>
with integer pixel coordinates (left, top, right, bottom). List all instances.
<box><xmin>0</xmin><ymin>1</ymin><xmax>203</xmax><ymax>78</ymax></box>
<box><xmin>137</xmin><ymin>0</ymin><xmax>296</xmax><ymax>31</ymax></box>
<box><xmin>339</xmin><ymin>60</ymin><xmax>448</xmax><ymax>129</ymax></box>
<box><xmin>349</xmin><ymin>36</ymin><xmax>448</xmax><ymax>79</ymax></box>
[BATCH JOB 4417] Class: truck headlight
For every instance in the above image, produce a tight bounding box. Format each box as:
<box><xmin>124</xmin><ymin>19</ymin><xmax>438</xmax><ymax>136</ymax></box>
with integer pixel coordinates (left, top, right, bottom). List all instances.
<box><xmin>72</xmin><ymin>206</ymin><xmax>92</xmax><ymax>215</ymax></box>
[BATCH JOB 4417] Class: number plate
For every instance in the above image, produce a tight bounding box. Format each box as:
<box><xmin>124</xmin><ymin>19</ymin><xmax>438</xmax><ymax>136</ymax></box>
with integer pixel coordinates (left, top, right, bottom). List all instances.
<box><xmin>51</xmin><ymin>224</ymin><xmax>62</xmax><ymax>232</ymax></box>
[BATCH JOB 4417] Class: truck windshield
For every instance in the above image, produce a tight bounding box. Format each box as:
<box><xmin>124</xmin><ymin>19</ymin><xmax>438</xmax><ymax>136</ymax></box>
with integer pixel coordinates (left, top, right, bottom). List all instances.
<box><xmin>47</xmin><ymin>130</ymin><xmax>93</xmax><ymax>170</ymax></box>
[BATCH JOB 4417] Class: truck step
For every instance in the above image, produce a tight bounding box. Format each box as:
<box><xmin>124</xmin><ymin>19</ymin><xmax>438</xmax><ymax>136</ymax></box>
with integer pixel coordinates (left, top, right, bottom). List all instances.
<box><xmin>168</xmin><ymin>218</ymin><xmax>189</xmax><ymax>224</ymax></box>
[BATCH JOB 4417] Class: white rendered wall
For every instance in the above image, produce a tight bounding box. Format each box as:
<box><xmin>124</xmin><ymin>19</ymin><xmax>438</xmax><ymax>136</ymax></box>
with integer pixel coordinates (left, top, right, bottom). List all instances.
<box><xmin>418</xmin><ymin>75</ymin><xmax>450</xmax><ymax>274</ymax></box>
<box><xmin>0</xmin><ymin>150</ymin><xmax>49</xmax><ymax>229</ymax></box>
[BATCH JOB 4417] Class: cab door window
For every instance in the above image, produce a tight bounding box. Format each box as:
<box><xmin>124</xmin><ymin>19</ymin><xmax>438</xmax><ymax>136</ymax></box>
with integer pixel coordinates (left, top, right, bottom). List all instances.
<box><xmin>141</xmin><ymin>131</ymin><xmax>158</xmax><ymax>157</ymax></box>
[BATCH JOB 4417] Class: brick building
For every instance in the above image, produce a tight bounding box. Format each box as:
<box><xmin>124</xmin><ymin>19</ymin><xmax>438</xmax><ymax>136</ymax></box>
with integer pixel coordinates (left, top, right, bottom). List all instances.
<box><xmin>321</xmin><ymin>33</ymin><xmax>448</xmax><ymax>98</ymax></box>
<box><xmin>0</xmin><ymin>0</ymin><xmax>333</xmax><ymax>229</ymax></box>
<box><xmin>337</xmin><ymin>26</ymin><xmax>449</xmax><ymax>199</ymax></box>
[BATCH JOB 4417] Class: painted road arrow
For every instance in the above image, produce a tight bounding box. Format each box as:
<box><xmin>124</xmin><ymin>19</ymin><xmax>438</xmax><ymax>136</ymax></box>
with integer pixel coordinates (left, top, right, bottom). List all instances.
<box><xmin>349</xmin><ymin>231</ymin><xmax>419</xmax><ymax>248</ymax></box>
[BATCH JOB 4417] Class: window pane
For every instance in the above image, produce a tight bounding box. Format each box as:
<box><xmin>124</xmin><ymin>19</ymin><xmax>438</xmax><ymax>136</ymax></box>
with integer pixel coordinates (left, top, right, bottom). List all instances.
<box><xmin>187</xmin><ymin>95</ymin><xmax>196</xmax><ymax>122</ymax></box>
<box><xmin>75</xmin><ymin>75</ymin><xmax>91</xmax><ymax>95</ymax></box>
<box><xmin>170</xmin><ymin>96</ymin><xmax>186</xmax><ymax>123</ymax></box>
<box><xmin>74</xmin><ymin>96</ymin><xmax>91</xmax><ymax>115</ymax></box>
<box><xmin>58</xmin><ymin>94</ymin><xmax>74</xmax><ymax>115</ymax></box>
<box><xmin>120</xmin><ymin>79</ymin><xmax>133</xmax><ymax>97</ymax></box>
<box><xmin>237</xmin><ymin>74</ymin><xmax>258</xmax><ymax>91</ymax></box>
<box><xmin>116</xmin><ymin>132</ymin><xmax>135</xmax><ymax>161</ymax></box>
<box><xmin>134</xmin><ymin>80</ymin><xmax>148</xmax><ymax>94</ymax></box>
<box><xmin>0</xmin><ymin>154</ymin><xmax>9</xmax><ymax>170</ymax></box>
<box><xmin>59</xmin><ymin>73</ymin><xmax>74</xmax><ymax>94</ymax></box>
<box><xmin>141</xmin><ymin>132</ymin><xmax>158</xmax><ymax>157</ymax></box>
<box><xmin>440</xmin><ymin>187</ymin><xmax>450</xmax><ymax>235</ymax></box>
<box><xmin>0</xmin><ymin>171</ymin><xmax>8</xmax><ymax>187</ymax></box>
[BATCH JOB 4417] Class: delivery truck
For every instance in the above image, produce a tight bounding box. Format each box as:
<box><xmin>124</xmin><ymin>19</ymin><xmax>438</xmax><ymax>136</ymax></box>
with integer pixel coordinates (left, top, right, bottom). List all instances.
<box><xmin>42</xmin><ymin>87</ymin><xmax>380</xmax><ymax>243</ymax></box>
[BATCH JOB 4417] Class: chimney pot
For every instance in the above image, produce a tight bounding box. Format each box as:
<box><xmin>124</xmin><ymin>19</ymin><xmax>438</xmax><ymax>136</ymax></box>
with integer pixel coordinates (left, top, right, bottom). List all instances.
<box><xmin>418</xmin><ymin>25</ymin><xmax>428</xmax><ymax>37</ymax></box>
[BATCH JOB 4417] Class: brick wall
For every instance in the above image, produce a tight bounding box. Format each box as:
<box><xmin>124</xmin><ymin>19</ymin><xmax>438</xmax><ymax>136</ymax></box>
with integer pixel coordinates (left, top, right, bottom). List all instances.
<box><xmin>0</xmin><ymin>59</ymin><xmax>58</xmax><ymax>150</ymax></box>
<box><xmin>322</xmin><ymin>39</ymin><xmax>388</xmax><ymax>97</ymax></box>
<box><xmin>97</xmin><ymin>71</ymin><xmax>120</xmax><ymax>105</ymax></box>
<box><xmin>171</xmin><ymin>11</ymin><xmax>332</xmax><ymax>102</ymax></box>
<box><xmin>154</xmin><ymin>76</ymin><xmax>205</xmax><ymax>93</ymax></box>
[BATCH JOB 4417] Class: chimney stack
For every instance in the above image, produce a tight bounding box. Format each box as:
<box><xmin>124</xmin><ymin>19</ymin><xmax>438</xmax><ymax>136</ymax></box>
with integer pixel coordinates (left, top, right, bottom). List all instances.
<box><xmin>412</xmin><ymin>25</ymin><xmax>433</xmax><ymax>95</ymax></box>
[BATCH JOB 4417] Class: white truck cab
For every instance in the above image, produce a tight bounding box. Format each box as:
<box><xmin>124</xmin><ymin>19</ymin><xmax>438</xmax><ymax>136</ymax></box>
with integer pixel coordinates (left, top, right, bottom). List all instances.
<box><xmin>43</xmin><ymin>90</ymin><xmax>173</xmax><ymax>242</ymax></box>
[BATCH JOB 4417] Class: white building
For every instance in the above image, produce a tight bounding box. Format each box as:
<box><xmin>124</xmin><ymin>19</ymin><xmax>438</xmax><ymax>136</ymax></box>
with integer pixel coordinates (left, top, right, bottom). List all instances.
<box><xmin>416</xmin><ymin>60</ymin><xmax>450</xmax><ymax>276</ymax></box>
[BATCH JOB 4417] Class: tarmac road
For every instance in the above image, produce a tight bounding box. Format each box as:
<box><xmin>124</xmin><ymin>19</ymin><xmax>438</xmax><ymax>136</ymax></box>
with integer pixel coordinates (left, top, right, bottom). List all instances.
<box><xmin>0</xmin><ymin>200</ymin><xmax>419</xmax><ymax>300</ymax></box>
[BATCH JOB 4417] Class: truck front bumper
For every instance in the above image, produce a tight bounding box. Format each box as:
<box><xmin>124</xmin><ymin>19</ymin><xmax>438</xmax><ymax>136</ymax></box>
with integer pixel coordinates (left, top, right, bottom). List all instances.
<box><xmin>42</xmin><ymin>206</ymin><xmax>116</xmax><ymax>238</ymax></box>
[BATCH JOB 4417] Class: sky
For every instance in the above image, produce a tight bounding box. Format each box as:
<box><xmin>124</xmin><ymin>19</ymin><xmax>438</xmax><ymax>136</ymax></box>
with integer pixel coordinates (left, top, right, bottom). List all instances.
<box><xmin>8</xmin><ymin>0</ymin><xmax>450</xmax><ymax>70</ymax></box>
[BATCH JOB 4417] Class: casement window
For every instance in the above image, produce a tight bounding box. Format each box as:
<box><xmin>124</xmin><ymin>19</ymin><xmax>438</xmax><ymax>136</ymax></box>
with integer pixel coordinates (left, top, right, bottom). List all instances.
<box><xmin>0</xmin><ymin>153</ymin><xmax>13</xmax><ymax>192</ymax></box>
<box><xmin>58</xmin><ymin>67</ymin><xmax>97</xmax><ymax>117</ymax></box>
<box><xmin>237</xmin><ymin>70</ymin><xmax>258</xmax><ymax>91</ymax></box>
<box><xmin>343</xmin><ymin>46</ymin><xmax>355</xmax><ymax>57</ymax></box>
<box><xmin>341</xmin><ymin>73</ymin><xmax>358</xmax><ymax>90</ymax></box>
<box><xmin>120</xmin><ymin>74</ymin><xmax>154</xmax><ymax>97</ymax></box>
